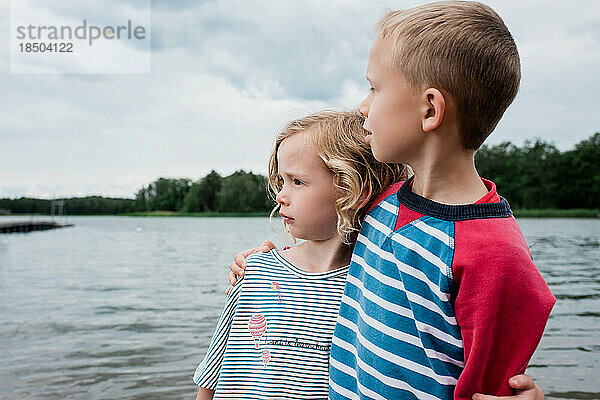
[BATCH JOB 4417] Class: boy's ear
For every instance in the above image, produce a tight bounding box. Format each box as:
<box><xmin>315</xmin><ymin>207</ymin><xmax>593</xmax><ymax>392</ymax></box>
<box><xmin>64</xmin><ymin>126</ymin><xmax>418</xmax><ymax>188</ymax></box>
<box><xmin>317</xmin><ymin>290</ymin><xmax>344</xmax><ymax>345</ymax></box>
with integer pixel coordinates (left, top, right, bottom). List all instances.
<box><xmin>422</xmin><ymin>88</ymin><xmax>445</xmax><ymax>133</ymax></box>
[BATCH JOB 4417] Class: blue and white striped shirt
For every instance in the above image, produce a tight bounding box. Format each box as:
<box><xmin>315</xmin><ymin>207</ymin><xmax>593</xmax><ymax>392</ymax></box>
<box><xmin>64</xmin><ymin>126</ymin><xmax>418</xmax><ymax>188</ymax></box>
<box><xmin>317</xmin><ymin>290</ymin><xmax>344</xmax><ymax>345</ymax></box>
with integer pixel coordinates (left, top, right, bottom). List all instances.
<box><xmin>194</xmin><ymin>249</ymin><xmax>349</xmax><ymax>399</ymax></box>
<box><xmin>329</xmin><ymin>187</ymin><xmax>464</xmax><ymax>400</ymax></box>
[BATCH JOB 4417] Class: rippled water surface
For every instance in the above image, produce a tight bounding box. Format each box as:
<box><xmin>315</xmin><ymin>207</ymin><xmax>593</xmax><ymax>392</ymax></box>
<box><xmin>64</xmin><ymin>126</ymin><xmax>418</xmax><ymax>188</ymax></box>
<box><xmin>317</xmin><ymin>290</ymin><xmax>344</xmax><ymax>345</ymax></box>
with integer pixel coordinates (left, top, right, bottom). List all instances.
<box><xmin>0</xmin><ymin>216</ymin><xmax>598</xmax><ymax>399</ymax></box>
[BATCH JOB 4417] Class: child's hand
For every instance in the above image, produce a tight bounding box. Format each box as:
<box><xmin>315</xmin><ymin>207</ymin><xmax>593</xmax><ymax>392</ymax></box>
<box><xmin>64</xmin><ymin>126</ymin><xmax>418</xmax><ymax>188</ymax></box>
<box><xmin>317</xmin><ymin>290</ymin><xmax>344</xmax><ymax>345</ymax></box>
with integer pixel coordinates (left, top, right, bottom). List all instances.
<box><xmin>196</xmin><ymin>387</ymin><xmax>215</xmax><ymax>400</ymax></box>
<box><xmin>472</xmin><ymin>374</ymin><xmax>543</xmax><ymax>400</ymax></box>
<box><xmin>225</xmin><ymin>240</ymin><xmax>277</xmax><ymax>294</ymax></box>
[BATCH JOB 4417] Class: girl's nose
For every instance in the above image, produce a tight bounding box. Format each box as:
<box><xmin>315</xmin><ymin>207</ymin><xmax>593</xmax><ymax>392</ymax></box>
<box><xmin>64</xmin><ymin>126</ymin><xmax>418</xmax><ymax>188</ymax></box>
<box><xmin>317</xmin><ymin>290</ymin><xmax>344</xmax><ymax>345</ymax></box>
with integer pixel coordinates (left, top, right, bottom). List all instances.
<box><xmin>275</xmin><ymin>190</ymin><xmax>289</xmax><ymax>206</ymax></box>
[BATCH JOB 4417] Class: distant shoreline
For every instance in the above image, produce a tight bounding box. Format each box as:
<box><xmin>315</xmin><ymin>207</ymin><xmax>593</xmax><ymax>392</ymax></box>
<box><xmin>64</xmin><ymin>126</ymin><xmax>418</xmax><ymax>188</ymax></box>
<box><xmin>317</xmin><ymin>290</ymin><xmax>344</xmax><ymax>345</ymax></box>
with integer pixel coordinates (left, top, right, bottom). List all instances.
<box><xmin>2</xmin><ymin>209</ymin><xmax>598</xmax><ymax>218</ymax></box>
<box><xmin>125</xmin><ymin>209</ymin><xmax>600</xmax><ymax>218</ymax></box>
<box><xmin>511</xmin><ymin>209</ymin><xmax>599</xmax><ymax>218</ymax></box>
<box><xmin>0</xmin><ymin>211</ymin><xmax>271</xmax><ymax>218</ymax></box>
<box><xmin>119</xmin><ymin>211</ymin><xmax>271</xmax><ymax>217</ymax></box>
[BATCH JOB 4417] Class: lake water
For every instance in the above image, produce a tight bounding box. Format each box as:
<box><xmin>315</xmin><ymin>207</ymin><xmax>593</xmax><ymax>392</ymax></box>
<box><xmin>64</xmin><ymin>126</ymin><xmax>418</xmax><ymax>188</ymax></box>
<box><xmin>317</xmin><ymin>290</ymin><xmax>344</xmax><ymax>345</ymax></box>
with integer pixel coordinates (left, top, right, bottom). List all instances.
<box><xmin>0</xmin><ymin>216</ymin><xmax>598</xmax><ymax>399</ymax></box>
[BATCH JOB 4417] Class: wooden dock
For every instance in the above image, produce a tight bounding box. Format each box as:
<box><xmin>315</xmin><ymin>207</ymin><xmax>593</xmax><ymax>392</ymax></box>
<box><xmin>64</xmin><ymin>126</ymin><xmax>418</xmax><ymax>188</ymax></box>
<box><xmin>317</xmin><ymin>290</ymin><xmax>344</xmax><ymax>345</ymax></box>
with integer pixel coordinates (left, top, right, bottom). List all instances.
<box><xmin>0</xmin><ymin>221</ymin><xmax>74</xmax><ymax>234</ymax></box>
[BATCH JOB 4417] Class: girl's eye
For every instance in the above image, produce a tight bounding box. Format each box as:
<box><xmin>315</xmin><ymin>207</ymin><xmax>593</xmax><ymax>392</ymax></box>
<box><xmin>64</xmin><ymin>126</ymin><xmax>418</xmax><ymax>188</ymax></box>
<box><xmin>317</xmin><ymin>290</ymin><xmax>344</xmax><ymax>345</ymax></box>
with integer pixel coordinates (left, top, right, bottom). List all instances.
<box><xmin>293</xmin><ymin>178</ymin><xmax>303</xmax><ymax>185</ymax></box>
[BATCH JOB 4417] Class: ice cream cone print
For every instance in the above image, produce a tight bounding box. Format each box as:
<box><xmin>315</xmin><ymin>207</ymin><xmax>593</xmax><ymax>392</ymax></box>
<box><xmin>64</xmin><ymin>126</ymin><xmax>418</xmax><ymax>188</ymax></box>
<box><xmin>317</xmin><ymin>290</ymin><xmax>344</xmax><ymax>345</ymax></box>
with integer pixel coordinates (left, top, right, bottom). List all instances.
<box><xmin>270</xmin><ymin>281</ymin><xmax>282</xmax><ymax>302</ymax></box>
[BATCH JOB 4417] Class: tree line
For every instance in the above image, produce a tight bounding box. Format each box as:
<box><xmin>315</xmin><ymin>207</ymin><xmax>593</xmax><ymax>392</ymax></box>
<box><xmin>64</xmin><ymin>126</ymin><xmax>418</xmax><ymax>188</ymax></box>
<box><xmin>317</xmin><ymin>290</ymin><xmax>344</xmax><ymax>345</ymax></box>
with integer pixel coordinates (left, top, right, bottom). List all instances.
<box><xmin>0</xmin><ymin>196</ymin><xmax>135</xmax><ymax>215</ymax></box>
<box><xmin>1</xmin><ymin>133</ymin><xmax>598</xmax><ymax>215</ymax></box>
<box><xmin>132</xmin><ymin>170</ymin><xmax>273</xmax><ymax>213</ymax></box>
<box><xmin>0</xmin><ymin>170</ymin><xmax>274</xmax><ymax>215</ymax></box>
<box><xmin>475</xmin><ymin>132</ymin><xmax>599</xmax><ymax>209</ymax></box>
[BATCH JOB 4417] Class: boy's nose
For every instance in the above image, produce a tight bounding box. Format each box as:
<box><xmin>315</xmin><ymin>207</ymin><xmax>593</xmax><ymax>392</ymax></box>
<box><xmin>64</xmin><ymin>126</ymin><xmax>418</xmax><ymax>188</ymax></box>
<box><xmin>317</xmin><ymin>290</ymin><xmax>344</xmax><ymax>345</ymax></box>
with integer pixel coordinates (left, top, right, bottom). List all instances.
<box><xmin>358</xmin><ymin>96</ymin><xmax>370</xmax><ymax>118</ymax></box>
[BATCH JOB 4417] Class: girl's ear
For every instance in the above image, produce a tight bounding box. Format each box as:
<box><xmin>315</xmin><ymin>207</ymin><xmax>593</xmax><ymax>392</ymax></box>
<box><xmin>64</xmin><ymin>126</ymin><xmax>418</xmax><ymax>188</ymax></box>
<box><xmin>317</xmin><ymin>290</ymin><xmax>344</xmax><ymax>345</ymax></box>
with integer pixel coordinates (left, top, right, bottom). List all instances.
<box><xmin>422</xmin><ymin>88</ymin><xmax>446</xmax><ymax>132</ymax></box>
<box><xmin>356</xmin><ymin>187</ymin><xmax>371</xmax><ymax>210</ymax></box>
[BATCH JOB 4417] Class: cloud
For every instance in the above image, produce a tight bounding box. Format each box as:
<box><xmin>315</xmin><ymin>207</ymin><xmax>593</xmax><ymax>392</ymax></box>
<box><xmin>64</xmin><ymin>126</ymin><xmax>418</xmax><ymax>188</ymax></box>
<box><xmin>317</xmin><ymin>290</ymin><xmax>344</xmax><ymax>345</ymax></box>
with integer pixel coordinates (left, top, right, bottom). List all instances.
<box><xmin>1</xmin><ymin>0</ymin><xmax>599</xmax><ymax>198</ymax></box>
<box><xmin>482</xmin><ymin>0</ymin><xmax>600</xmax><ymax>148</ymax></box>
<box><xmin>149</xmin><ymin>0</ymin><xmax>380</xmax><ymax>100</ymax></box>
<box><xmin>0</xmin><ymin>46</ymin><xmax>331</xmax><ymax>197</ymax></box>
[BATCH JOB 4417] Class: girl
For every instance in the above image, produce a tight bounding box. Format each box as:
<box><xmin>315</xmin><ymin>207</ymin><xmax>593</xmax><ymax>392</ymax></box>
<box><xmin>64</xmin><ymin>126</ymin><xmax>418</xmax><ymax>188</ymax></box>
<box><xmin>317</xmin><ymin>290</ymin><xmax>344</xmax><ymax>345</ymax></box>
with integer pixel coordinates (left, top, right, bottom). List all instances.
<box><xmin>193</xmin><ymin>110</ymin><xmax>407</xmax><ymax>399</ymax></box>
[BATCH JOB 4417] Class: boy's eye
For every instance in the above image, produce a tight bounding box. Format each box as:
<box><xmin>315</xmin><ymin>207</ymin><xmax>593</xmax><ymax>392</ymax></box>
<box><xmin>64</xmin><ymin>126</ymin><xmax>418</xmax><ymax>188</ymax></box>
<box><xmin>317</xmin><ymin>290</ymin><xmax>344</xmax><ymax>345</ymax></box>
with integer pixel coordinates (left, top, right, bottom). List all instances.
<box><xmin>293</xmin><ymin>178</ymin><xmax>303</xmax><ymax>185</ymax></box>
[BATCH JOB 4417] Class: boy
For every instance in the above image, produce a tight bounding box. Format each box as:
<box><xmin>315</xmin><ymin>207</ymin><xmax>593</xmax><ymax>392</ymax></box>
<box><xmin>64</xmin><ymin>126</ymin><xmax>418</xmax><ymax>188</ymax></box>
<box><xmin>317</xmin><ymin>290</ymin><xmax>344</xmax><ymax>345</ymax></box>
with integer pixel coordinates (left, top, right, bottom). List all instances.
<box><xmin>227</xmin><ymin>2</ymin><xmax>554</xmax><ymax>399</ymax></box>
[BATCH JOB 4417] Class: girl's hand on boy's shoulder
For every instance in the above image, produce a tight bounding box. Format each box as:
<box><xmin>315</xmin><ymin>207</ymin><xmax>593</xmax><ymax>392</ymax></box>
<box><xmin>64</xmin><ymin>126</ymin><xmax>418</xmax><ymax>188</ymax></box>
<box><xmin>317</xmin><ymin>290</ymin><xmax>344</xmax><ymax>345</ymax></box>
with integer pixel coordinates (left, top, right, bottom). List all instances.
<box><xmin>225</xmin><ymin>240</ymin><xmax>277</xmax><ymax>294</ymax></box>
<box><xmin>472</xmin><ymin>375</ymin><xmax>543</xmax><ymax>400</ymax></box>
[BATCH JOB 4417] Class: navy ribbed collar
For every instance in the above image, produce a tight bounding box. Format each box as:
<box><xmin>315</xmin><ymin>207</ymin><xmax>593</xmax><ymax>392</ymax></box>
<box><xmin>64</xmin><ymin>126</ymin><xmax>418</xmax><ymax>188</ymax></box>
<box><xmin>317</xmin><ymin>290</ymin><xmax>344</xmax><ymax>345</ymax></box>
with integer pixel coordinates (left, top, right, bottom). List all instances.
<box><xmin>396</xmin><ymin>176</ymin><xmax>512</xmax><ymax>221</ymax></box>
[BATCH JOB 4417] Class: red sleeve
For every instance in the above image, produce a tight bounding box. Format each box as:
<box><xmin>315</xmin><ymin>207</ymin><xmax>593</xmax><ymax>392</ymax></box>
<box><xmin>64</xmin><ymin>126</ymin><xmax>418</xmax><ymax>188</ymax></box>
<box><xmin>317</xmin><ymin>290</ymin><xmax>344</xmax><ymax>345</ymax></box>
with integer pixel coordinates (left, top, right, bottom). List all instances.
<box><xmin>452</xmin><ymin>216</ymin><xmax>555</xmax><ymax>400</ymax></box>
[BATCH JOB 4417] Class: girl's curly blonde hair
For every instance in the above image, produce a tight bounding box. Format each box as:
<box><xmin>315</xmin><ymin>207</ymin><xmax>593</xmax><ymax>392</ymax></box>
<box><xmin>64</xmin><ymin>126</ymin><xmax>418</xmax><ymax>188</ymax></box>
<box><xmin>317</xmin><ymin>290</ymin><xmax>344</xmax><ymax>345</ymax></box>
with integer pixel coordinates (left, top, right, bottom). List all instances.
<box><xmin>268</xmin><ymin>110</ymin><xmax>409</xmax><ymax>244</ymax></box>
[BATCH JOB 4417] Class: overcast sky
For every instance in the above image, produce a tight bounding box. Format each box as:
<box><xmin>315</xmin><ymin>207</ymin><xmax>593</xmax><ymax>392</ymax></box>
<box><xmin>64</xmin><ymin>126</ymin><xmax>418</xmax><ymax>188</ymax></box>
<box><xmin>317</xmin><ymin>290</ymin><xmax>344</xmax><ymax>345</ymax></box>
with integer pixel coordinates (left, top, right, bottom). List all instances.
<box><xmin>1</xmin><ymin>0</ymin><xmax>598</xmax><ymax>199</ymax></box>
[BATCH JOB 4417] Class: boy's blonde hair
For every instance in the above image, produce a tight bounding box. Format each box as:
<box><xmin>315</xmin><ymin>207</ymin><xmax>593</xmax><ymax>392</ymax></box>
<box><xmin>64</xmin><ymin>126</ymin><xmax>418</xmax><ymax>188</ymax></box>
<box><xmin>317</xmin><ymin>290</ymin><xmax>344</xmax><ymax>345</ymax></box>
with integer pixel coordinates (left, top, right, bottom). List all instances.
<box><xmin>268</xmin><ymin>110</ymin><xmax>408</xmax><ymax>244</ymax></box>
<box><xmin>376</xmin><ymin>1</ymin><xmax>520</xmax><ymax>149</ymax></box>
